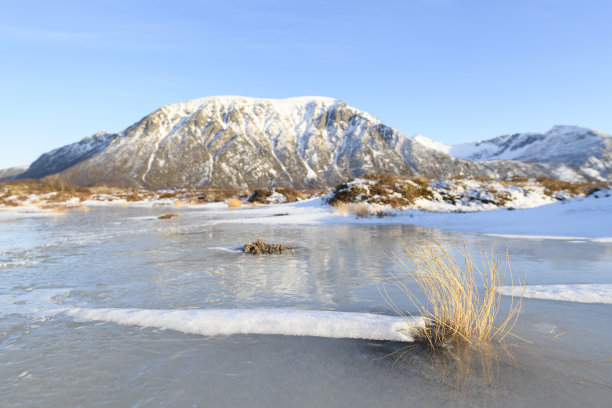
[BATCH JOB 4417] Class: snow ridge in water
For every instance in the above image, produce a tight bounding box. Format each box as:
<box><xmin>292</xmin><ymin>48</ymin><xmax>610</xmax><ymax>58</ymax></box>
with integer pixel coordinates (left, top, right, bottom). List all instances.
<box><xmin>65</xmin><ymin>308</ymin><xmax>421</xmax><ymax>342</ymax></box>
<box><xmin>0</xmin><ymin>289</ymin><xmax>421</xmax><ymax>342</ymax></box>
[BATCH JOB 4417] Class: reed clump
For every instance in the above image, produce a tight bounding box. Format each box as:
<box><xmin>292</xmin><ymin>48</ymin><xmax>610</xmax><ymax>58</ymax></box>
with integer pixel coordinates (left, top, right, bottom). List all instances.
<box><xmin>226</xmin><ymin>198</ymin><xmax>243</xmax><ymax>208</ymax></box>
<box><xmin>382</xmin><ymin>239</ymin><xmax>525</xmax><ymax>349</ymax></box>
<box><xmin>158</xmin><ymin>213</ymin><xmax>179</xmax><ymax>219</ymax></box>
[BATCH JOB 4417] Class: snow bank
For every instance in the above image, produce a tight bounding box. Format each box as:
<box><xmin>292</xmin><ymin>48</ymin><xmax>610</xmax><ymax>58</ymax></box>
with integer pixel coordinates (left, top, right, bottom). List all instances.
<box><xmin>0</xmin><ymin>289</ymin><xmax>421</xmax><ymax>342</ymax></box>
<box><xmin>408</xmin><ymin>189</ymin><xmax>612</xmax><ymax>239</ymax></box>
<box><xmin>212</xmin><ymin>190</ymin><xmax>612</xmax><ymax>240</ymax></box>
<box><xmin>65</xmin><ymin>308</ymin><xmax>421</xmax><ymax>342</ymax></box>
<box><xmin>500</xmin><ymin>284</ymin><xmax>612</xmax><ymax>304</ymax></box>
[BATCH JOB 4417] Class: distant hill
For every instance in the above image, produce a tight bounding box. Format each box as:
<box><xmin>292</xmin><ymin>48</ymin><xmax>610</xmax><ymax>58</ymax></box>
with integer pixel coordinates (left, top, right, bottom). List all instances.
<box><xmin>18</xmin><ymin>132</ymin><xmax>116</xmax><ymax>179</ymax></box>
<box><xmin>0</xmin><ymin>166</ymin><xmax>28</xmax><ymax>180</ymax></box>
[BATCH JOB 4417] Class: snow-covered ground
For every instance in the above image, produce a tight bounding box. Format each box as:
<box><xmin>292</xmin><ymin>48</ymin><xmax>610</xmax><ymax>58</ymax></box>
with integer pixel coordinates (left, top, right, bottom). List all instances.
<box><xmin>201</xmin><ymin>188</ymin><xmax>612</xmax><ymax>240</ymax></box>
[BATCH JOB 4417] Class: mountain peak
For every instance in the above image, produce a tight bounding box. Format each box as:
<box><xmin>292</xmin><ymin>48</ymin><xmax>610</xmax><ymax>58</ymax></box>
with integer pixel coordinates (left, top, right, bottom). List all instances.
<box><xmin>546</xmin><ymin>125</ymin><xmax>592</xmax><ymax>136</ymax></box>
<box><xmin>20</xmin><ymin>95</ymin><xmax>490</xmax><ymax>188</ymax></box>
<box><xmin>158</xmin><ymin>95</ymin><xmax>342</xmax><ymax>116</ymax></box>
<box><xmin>412</xmin><ymin>134</ymin><xmax>451</xmax><ymax>154</ymax></box>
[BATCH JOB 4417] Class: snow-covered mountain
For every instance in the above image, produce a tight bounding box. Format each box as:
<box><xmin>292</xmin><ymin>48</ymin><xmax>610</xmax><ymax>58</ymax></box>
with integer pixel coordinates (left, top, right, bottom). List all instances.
<box><xmin>21</xmin><ymin>96</ymin><xmax>549</xmax><ymax>189</ymax></box>
<box><xmin>18</xmin><ymin>132</ymin><xmax>117</xmax><ymax>179</ymax></box>
<box><xmin>15</xmin><ymin>97</ymin><xmax>607</xmax><ymax>189</ymax></box>
<box><xmin>416</xmin><ymin>126</ymin><xmax>612</xmax><ymax>182</ymax></box>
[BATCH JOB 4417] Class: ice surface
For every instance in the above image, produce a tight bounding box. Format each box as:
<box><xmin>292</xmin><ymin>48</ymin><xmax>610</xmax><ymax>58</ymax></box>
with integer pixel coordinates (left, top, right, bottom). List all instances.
<box><xmin>1</xmin><ymin>203</ymin><xmax>611</xmax><ymax>408</ymax></box>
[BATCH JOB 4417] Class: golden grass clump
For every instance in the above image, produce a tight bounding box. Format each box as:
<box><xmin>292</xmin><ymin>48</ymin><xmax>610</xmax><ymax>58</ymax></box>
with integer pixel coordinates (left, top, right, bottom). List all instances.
<box><xmin>64</xmin><ymin>204</ymin><xmax>89</xmax><ymax>212</ymax></box>
<box><xmin>226</xmin><ymin>198</ymin><xmax>243</xmax><ymax>208</ymax></box>
<box><xmin>41</xmin><ymin>204</ymin><xmax>68</xmax><ymax>213</ymax></box>
<box><xmin>274</xmin><ymin>187</ymin><xmax>306</xmax><ymax>202</ymax></box>
<box><xmin>158</xmin><ymin>213</ymin><xmax>179</xmax><ymax>219</ymax></box>
<box><xmin>333</xmin><ymin>202</ymin><xmax>389</xmax><ymax>218</ymax></box>
<box><xmin>351</xmin><ymin>202</ymin><xmax>371</xmax><ymax>218</ymax></box>
<box><xmin>382</xmin><ymin>239</ymin><xmax>525</xmax><ymax>349</ymax></box>
<box><xmin>535</xmin><ymin>177</ymin><xmax>606</xmax><ymax>196</ymax></box>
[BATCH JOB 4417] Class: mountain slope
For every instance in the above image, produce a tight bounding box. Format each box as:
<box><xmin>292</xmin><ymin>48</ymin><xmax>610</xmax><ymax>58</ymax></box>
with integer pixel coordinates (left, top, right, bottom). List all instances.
<box><xmin>18</xmin><ymin>132</ymin><xmax>117</xmax><ymax>179</ymax></box>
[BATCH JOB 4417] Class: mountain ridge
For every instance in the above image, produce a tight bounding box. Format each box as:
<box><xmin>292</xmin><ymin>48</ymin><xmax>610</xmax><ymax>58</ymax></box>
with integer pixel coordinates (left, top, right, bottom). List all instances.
<box><xmin>439</xmin><ymin>125</ymin><xmax>611</xmax><ymax>182</ymax></box>
<box><xmin>12</xmin><ymin>96</ymin><xmax>610</xmax><ymax>188</ymax></box>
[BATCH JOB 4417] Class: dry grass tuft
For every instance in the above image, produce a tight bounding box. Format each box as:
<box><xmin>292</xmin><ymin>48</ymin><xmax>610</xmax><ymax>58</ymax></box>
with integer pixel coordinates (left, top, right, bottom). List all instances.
<box><xmin>381</xmin><ymin>239</ymin><xmax>525</xmax><ymax>349</ymax></box>
<box><xmin>65</xmin><ymin>204</ymin><xmax>89</xmax><ymax>212</ymax></box>
<box><xmin>535</xmin><ymin>177</ymin><xmax>605</xmax><ymax>196</ymax></box>
<box><xmin>351</xmin><ymin>202</ymin><xmax>371</xmax><ymax>218</ymax></box>
<box><xmin>332</xmin><ymin>202</ymin><xmax>351</xmax><ymax>216</ymax></box>
<box><xmin>158</xmin><ymin>213</ymin><xmax>179</xmax><ymax>219</ymax></box>
<box><xmin>226</xmin><ymin>198</ymin><xmax>243</xmax><ymax>208</ymax></box>
<box><xmin>332</xmin><ymin>202</ymin><xmax>390</xmax><ymax>218</ymax></box>
<box><xmin>41</xmin><ymin>204</ymin><xmax>67</xmax><ymax>214</ymax></box>
<box><xmin>274</xmin><ymin>187</ymin><xmax>306</xmax><ymax>202</ymax></box>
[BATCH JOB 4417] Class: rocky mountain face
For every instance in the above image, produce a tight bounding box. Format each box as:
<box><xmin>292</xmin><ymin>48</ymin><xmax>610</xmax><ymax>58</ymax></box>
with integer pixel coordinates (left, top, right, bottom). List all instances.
<box><xmin>14</xmin><ymin>97</ymin><xmax>609</xmax><ymax>188</ymax></box>
<box><xmin>443</xmin><ymin>126</ymin><xmax>612</xmax><ymax>182</ymax></box>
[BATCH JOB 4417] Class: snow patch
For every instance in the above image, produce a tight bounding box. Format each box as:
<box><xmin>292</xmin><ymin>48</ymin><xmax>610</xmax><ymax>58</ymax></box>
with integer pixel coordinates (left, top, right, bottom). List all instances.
<box><xmin>63</xmin><ymin>308</ymin><xmax>422</xmax><ymax>342</ymax></box>
<box><xmin>500</xmin><ymin>284</ymin><xmax>612</xmax><ymax>304</ymax></box>
<box><xmin>0</xmin><ymin>289</ymin><xmax>421</xmax><ymax>342</ymax></box>
<box><xmin>412</xmin><ymin>134</ymin><xmax>451</xmax><ymax>154</ymax></box>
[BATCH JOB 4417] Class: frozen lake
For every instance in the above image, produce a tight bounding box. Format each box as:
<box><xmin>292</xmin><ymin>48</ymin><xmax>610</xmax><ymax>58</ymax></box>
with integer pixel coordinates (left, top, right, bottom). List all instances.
<box><xmin>1</xmin><ymin>204</ymin><xmax>611</xmax><ymax>407</ymax></box>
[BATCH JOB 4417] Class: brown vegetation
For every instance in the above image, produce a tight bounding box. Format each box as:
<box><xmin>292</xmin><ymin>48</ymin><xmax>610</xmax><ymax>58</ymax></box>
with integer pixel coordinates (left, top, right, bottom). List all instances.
<box><xmin>242</xmin><ymin>238</ymin><xmax>289</xmax><ymax>254</ymax></box>
<box><xmin>535</xmin><ymin>177</ymin><xmax>605</xmax><ymax>197</ymax></box>
<box><xmin>328</xmin><ymin>174</ymin><xmax>433</xmax><ymax>208</ymax></box>
<box><xmin>382</xmin><ymin>239</ymin><xmax>525</xmax><ymax>348</ymax></box>
<box><xmin>226</xmin><ymin>198</ymin><xmax>243</xmax><ymax>208</ymax></box>
<box><xmin>274</xmin><ymin>187</ymin><xmax>307</xmax><ymax>202</ymax></box>
<box><xmin>158</xmin><ymin>213</ymin><xmax>179</xmax><ymax>219</ymax></box>
<box><xmin>247</xmin><ymin>189</ymin><xmax>273</xmax><ymax>204</ymax></box>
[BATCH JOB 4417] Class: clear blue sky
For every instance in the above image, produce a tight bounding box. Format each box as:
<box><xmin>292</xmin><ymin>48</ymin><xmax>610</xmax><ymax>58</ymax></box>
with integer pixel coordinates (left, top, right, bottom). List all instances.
<box><xmin>1</xmin><ymin>0</ymin><xmax>611</xmax><ymax>168</ymax></box>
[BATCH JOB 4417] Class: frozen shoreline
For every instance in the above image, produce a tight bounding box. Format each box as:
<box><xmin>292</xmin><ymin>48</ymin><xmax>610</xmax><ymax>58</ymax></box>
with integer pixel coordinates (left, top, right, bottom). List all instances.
<box><xmin>2</xmin><ymin>188</ymin><xmax>611</xmax><ymax>240</ymax></box>
<box><xmin>208</xmin><ymin>189</ymin><xmax>612</xmax><ymax>241</ymax></box>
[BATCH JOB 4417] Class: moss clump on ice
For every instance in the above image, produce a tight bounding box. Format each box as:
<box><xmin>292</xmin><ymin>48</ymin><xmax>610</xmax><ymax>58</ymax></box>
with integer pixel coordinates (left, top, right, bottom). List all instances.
<box><xmin>242</xmin><ymin>238</ymin><xmax>289</xmax><ymax>254</ymax></box>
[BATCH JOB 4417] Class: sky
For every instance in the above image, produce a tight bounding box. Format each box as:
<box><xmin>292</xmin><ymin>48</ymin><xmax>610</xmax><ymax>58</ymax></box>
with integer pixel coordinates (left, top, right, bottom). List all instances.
<box><xmin>1</xmin><ymin>0</ymin><xmax>611</xmax><ymax>168</ymax></box>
